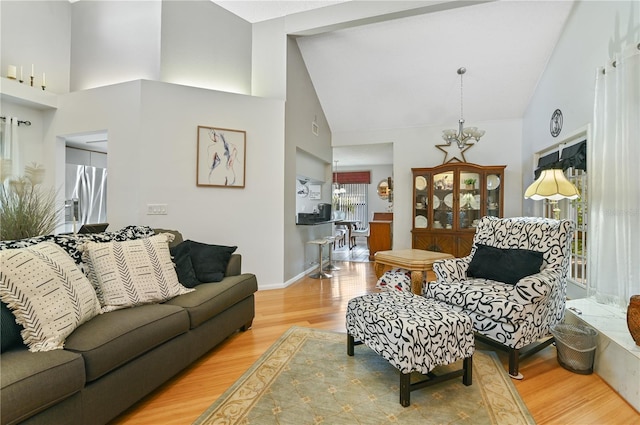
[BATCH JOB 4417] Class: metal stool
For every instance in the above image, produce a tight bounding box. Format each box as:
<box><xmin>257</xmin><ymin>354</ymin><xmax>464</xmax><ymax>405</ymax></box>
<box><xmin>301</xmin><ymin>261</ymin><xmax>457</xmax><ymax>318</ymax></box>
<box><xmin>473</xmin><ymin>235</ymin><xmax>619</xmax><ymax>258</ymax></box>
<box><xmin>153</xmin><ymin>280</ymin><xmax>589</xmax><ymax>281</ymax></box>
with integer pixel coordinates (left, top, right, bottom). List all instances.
<box><xmin>324</xmin><ymin>236</ymin><xmax>340</xmax><ymax>271</ymax></box>
<box><xmin>308</xmin><ymin>239</ymin><xmax>332</xmax><ymax>279</ymax></box>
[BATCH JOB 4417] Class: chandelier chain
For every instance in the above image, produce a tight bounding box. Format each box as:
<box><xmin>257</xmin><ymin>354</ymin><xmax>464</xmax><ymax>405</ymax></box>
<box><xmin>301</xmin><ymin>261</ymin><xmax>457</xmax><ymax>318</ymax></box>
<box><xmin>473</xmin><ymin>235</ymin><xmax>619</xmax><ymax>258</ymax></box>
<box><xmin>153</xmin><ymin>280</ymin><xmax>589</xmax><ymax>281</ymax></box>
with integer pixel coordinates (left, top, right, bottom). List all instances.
<box><xmin>460</xmin><ymin>71</ymin><xmax>464</xmax><ymax>121</ymax></box>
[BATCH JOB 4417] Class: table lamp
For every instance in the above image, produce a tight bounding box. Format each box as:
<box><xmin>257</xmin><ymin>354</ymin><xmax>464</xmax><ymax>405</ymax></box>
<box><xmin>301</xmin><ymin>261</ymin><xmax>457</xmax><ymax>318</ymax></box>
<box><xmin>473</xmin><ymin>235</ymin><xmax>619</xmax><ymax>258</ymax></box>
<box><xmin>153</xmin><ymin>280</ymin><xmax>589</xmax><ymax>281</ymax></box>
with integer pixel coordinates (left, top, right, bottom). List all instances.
<box><xmin>524</xmin><ymin>169</ymin><xmax>580</xmax><ymax>219</ymax></box>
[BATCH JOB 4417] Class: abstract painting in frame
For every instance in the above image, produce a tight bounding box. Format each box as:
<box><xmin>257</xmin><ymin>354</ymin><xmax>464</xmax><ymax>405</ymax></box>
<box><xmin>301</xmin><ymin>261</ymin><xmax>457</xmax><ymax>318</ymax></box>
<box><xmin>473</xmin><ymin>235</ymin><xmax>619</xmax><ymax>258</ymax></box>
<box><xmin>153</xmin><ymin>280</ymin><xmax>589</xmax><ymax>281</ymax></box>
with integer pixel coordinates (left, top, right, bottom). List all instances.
<box><xmin>197</xmin><ymin>126</ymin><xmax>246</xmax><ymax>188</ymax></box>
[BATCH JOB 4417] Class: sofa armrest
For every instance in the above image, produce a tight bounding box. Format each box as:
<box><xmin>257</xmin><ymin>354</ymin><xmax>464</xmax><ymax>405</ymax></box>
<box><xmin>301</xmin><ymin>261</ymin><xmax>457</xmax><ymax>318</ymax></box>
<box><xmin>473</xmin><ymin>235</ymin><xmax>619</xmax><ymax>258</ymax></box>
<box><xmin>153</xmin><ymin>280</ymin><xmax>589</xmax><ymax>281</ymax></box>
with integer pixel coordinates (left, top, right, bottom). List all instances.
<box><xmin>512</xmin><ymin>268</ymin><xmax>560</xmax><ymax>304</ymax></box>
<box><xmin>433</xmin><ymin>256</ymin><xmax>472</xmax><ymax>283</ymax></box>
<box><xmin>226</xmin><ymin>254</ymin><xmax>241</xmax><ymax>277</ymax></box>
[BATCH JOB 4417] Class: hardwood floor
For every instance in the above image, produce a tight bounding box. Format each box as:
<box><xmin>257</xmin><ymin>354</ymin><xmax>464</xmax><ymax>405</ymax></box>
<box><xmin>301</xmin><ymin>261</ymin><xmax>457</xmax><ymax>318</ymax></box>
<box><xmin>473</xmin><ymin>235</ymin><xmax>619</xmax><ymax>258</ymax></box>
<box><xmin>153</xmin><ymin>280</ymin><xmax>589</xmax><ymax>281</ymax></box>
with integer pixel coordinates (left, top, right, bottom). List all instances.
<box><xmin>112</xmin><ymin>261</ymin><xmax>639</xmax><ymax>424</ymax></box>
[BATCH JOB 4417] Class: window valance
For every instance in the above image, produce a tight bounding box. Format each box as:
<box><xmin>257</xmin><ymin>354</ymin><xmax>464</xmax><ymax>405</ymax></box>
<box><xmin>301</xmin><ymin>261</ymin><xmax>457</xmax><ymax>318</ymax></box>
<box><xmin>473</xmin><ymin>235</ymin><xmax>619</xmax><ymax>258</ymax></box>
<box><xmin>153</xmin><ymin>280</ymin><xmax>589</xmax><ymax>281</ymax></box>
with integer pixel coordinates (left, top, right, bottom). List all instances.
<box><xmin>534</xmin><ymin>140</ymin><xmax>586</xmax><ymax>178</ymax></box>
<box><xmin>335</xmin><ymin>171</ymin><xmax>371</xmax><ymax>184</ymax></box>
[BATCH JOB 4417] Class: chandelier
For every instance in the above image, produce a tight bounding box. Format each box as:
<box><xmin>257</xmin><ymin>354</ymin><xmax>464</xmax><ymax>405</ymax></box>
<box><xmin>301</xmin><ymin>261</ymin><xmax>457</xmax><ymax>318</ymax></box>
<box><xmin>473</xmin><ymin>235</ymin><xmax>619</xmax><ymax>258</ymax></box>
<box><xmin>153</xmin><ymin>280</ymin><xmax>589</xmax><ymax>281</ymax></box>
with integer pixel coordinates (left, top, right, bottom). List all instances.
<box><xmin>442</xmin><ymin>67</ymin><xmax>485</xmax><ymax>149</ymax></box>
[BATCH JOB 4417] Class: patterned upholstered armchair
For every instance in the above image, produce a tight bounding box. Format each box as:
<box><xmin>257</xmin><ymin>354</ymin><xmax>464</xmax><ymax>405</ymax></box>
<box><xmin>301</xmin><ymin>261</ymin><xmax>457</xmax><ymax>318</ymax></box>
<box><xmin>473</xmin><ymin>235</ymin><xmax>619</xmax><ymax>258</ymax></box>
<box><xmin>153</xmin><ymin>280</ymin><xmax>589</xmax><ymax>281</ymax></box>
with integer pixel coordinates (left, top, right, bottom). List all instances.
<box><xmin>424</xmin><ymin>216</ymin><xmax>575</xmax><ymax>379</ymax></box>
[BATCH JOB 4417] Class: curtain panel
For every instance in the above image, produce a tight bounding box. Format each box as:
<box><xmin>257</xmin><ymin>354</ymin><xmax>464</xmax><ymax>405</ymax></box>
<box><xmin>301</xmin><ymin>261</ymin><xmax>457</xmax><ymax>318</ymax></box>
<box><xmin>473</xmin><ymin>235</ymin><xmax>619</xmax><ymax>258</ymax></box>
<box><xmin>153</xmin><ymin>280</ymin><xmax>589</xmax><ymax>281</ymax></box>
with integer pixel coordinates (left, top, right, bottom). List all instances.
<box><xmin>589</xmin><ymin>43</ymin><xmax>640</xmax><ymax>308</ymax></box>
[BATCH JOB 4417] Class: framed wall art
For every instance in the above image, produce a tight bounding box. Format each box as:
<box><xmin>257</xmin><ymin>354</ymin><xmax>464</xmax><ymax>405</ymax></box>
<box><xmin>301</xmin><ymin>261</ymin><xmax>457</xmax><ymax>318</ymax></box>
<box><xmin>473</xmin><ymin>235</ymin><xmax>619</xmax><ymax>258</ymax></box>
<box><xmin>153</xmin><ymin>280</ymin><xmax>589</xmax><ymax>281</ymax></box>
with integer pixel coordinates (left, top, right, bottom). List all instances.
<box><xmin>197</xmin><ymin>125</ymin><xmax>246</xmax><ymax>188</ymax></box>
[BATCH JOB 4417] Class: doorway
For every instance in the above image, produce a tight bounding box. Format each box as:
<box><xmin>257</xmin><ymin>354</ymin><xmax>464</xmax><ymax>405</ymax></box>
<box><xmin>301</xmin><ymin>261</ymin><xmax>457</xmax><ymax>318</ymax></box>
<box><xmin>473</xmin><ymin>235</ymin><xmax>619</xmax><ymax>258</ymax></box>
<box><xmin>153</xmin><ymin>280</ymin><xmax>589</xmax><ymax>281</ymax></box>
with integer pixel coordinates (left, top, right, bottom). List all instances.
<box><xmin>332</xmin><ymin>143</ymin><xmax>393</xmax><ymax>262</ymax></box>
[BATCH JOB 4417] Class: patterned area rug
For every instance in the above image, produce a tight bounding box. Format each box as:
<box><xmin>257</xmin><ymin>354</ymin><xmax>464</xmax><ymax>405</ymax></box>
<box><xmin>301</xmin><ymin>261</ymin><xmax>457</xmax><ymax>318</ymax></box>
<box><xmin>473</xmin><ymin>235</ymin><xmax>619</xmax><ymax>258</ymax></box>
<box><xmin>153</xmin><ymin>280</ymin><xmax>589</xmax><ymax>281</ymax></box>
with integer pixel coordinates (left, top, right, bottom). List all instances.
<box><xmin>193</xmin><ymin>327</ymin><xmax>535</xmax><ymax>425</ymax></box>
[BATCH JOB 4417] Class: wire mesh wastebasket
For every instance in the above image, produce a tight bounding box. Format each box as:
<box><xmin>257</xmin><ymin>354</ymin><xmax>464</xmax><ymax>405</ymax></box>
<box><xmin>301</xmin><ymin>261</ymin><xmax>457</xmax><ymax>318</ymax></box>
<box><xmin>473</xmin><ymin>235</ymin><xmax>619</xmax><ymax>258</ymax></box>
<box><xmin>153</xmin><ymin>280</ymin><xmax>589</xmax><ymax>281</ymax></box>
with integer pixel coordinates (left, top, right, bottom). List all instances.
<box><xmin>551</xmin><ymin>323</ymin><xmax>598</xmax><ymax>374</ymax></box>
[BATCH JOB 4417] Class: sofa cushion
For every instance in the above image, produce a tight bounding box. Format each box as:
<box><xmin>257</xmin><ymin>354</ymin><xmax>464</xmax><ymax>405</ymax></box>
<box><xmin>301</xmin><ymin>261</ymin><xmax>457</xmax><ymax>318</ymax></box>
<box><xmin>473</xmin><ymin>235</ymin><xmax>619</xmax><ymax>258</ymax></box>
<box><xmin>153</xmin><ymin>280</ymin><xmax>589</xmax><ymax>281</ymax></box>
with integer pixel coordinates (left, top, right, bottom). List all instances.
<box><xmin>64</xmin><ymin>303</ymin><xmax>189</xmax><ymax>382</ymax></box>
<box><xmin>467</xmin><ymin>244</ymin><xmax>544</xmax><ymax>284</ymax></box>
<box><xmin>1</xmin><ymin>347</ymin><xmax>85</xmax><ymax>425</ymax></box>
<box><xmin>1</xmin><ymin>301</ymin><xmax>24</xmax><ymax>352</ymax></box>
<box><xmin>165</xmin><ymin>273</ymin><xmax>257</xmax><ymax>328</ymax></box>
<box><xmin>375</xmin><ymin>268</ymin><xmax>412</xmax><ymax>292</ymax></box>
<box><xmin>169</xmin><ymin>242</ymin><xmax>200</xmax><ymax>288</ymax></box>
<box><xmin>425</xmin><ymin>279</ymin><xmax>526</xmax><ymax>323</ymax></box>
<box><xmin>187</xmin><ymin>241</ymin><xmax>237</xmax><ymax>282</ymax></box>
<box><xmin>53</xmin><ymin>225</ymin><xmax>156</xmax><ymax>267</ymax></box>
<box><xmin>0</xmin><ymin>242</ymin><xmax>101</xmax><ymax>352</ymax></box>
<box><xmin>81</xmin><ymin>233</ymin><xmax>194</xmax><ymax>312</ymax></box>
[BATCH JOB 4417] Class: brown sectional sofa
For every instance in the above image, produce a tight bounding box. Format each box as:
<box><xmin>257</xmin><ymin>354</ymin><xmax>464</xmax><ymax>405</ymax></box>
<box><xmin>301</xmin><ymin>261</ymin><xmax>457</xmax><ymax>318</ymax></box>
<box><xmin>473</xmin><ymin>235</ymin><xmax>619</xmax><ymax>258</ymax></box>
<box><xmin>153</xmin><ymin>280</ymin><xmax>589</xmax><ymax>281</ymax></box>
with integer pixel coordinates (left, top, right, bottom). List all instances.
<box><xmin>0</xmin><ymin>229</ymin><xmax>257</xmax><ymax>425</ymax></box>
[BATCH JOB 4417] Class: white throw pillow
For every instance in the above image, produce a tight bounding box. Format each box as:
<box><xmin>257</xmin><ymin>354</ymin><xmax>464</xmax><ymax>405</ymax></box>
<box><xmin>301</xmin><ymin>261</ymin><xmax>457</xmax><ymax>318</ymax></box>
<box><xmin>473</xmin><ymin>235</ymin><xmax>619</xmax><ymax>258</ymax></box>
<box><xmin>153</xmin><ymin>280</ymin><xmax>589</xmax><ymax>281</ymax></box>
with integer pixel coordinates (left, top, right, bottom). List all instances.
<box><xmin>81</xmin><ymin>233</ymin><xmax>194</xmax><ymax>312</ymax></box>
<box><xmin>0</xmin><ymin>242</ymin><xmax>101</xmax><ymax>352</ymax></box>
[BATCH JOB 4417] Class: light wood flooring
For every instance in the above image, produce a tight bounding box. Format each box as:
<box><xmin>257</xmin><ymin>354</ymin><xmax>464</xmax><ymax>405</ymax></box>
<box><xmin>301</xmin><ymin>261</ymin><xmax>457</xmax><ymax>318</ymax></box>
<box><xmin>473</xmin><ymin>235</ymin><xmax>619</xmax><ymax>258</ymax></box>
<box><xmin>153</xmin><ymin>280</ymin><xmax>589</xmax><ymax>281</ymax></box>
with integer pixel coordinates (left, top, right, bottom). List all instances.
<box><xmin>112</xmin><ymin>261</ymin><xmax>639</xmax><ymax>424</ymax></box>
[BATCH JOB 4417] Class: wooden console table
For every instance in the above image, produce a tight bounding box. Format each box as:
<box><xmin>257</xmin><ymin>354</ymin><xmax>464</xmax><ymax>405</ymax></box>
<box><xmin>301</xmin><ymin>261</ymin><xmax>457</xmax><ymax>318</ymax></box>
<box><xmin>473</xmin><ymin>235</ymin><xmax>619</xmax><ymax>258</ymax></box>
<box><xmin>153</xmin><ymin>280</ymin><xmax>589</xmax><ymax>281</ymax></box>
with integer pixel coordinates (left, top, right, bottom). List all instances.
<box><xmin>374</xmin><ymin>249</ymin><xmax>453</xmax><ymax>294</ymax></box>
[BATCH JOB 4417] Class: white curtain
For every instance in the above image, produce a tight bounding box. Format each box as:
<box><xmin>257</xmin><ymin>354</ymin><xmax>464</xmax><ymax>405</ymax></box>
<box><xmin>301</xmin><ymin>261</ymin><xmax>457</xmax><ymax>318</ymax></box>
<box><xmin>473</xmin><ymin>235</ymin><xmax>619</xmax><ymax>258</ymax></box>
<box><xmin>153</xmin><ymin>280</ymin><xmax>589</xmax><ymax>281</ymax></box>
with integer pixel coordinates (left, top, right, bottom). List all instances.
<box><xmin>0</xmin><ymin>117</ymin><xmax>21</xmax><ymax>181</ymax></box>
<box><xmin>589</xmin><ymin>43</ymin><xmax>640</xmax><ymax>308</ymax></box>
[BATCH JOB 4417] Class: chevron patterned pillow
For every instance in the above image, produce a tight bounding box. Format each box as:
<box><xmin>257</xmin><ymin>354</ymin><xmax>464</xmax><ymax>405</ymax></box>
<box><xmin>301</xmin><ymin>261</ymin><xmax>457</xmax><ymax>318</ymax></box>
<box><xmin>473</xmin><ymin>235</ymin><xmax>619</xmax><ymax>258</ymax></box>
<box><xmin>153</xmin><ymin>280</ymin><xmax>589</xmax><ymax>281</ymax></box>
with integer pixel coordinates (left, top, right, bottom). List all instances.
<box><xmin>0</xmin><ymin>242</ymin><xmax>101</xmax><ymax>352</ymax></box>
<box><xmin>81</xmin><ymin>233</ymin><xmax>194</xmax><ymax>312</ymax></box>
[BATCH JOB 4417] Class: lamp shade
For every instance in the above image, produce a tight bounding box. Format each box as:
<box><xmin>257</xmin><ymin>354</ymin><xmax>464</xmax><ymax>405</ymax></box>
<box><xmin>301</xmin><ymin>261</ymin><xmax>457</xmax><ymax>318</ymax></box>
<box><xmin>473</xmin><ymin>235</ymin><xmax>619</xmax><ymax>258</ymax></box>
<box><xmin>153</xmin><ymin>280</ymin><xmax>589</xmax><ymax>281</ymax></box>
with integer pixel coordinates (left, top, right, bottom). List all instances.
<box><xmin>524</xmin><ymin>169</ymin><xmax>580</xmax><ymax>201</ymax></box>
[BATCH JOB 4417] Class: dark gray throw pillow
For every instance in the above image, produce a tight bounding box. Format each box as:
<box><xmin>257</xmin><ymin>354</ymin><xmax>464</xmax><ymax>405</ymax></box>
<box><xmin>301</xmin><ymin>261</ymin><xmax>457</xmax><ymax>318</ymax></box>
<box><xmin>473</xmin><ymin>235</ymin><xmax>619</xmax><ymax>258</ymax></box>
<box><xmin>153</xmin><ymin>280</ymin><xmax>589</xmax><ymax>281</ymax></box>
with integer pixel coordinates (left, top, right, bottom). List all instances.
<box><xmin>467</xmin><ymin>244</ymin><xmax>544</xmax><ymax>285</ymax></box>
<box><xmin>187</xmin><ymin>240</ymin><xmax>237</xmax><ymax>283</ymax></box>
<box><xmin>169</xmin><ymin>242</ymin><xmax>200</xmax><ymax>288</ymax></box>
<box><xmin>1</xmin><ymin>302</ymin><xmax>24</xmax><ymax>352</ymax></box>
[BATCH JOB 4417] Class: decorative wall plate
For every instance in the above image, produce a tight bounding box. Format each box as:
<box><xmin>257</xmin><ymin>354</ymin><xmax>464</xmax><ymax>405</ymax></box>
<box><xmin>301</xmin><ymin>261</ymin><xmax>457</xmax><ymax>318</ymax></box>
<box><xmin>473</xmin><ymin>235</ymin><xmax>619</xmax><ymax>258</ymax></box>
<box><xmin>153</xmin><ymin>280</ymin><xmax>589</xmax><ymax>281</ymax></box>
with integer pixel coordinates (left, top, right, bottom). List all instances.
<box><xmin>550</xmin><ymin>109</ymin><xmax>563</xmax><ymax>137</ymax></box>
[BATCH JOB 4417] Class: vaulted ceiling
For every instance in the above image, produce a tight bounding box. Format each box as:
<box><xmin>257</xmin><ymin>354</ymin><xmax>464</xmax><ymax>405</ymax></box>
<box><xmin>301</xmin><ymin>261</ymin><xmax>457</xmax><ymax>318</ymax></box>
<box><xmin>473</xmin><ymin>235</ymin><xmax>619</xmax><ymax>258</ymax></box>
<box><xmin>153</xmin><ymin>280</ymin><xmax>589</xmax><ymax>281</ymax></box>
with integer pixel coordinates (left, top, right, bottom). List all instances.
<box><xmin>215</xmin><ymin>1</ymin><xmax>575</xmax><ymax>165</ymax></box>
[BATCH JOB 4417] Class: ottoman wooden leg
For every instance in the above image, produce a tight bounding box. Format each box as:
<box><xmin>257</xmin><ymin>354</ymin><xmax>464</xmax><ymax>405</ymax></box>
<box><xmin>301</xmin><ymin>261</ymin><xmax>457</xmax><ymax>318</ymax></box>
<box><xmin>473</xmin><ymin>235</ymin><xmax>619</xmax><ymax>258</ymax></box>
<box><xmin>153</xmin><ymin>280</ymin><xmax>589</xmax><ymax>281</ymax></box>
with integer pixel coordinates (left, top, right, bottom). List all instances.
<box><xmin>400</xmin><ymin>372</ymin><xmax>411</xmax><ymax>407</ymax></box>
<box><xmin>346</xmin><ymin>334</ymin><xmax>363</xmax><ymax>356</ymax></box>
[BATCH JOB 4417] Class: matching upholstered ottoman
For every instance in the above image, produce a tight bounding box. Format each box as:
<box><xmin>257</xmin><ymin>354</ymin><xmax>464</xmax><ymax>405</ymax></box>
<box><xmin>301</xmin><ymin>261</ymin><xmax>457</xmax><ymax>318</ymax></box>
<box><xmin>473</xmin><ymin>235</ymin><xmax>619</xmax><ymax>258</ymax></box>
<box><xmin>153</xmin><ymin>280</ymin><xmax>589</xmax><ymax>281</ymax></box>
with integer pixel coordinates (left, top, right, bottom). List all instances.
<box><xmin>346</xmin><ymin>291</ymin><xmax>475</xmax><ymax>406</ymax></box>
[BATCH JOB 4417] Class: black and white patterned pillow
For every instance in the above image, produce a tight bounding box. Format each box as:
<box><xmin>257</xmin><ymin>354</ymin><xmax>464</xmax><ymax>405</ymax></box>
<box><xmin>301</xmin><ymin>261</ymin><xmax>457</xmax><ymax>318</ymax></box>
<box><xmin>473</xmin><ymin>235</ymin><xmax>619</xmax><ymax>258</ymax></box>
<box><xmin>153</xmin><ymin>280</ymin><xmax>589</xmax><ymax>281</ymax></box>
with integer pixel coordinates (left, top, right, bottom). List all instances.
<box><xmin>0</xmin><ymin>234</ymin><xmax>55</xmax><ymax>251</ymax></box>
<box><xmin>0</xmin><ymin>242</ymin><xmax>101</xmax><ymax>352</ymax></box>
<box><xmin>53</xmin><ymin>225</ymin><xmax>156</xmax><ymax>266</ymax></box>
<box><xmin>81</xmin><ymin>233</ymin><xmax>194</xmax><ymax>312</ymax></box>
<box><xmin>0</xmin><ymin>225</ymin><xmax>156</xmax><ymax>268</ymax></box>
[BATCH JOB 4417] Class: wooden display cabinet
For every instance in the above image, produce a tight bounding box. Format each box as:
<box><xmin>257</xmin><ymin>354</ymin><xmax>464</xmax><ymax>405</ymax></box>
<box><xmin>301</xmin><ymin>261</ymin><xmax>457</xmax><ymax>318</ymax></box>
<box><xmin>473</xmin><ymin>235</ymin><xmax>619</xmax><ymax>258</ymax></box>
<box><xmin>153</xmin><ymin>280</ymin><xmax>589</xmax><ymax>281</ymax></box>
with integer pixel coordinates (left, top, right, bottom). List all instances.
<box><xmin>412</xmin><ymin>163</ymin><xmax>505</xmax><ymax>257</ymax></box>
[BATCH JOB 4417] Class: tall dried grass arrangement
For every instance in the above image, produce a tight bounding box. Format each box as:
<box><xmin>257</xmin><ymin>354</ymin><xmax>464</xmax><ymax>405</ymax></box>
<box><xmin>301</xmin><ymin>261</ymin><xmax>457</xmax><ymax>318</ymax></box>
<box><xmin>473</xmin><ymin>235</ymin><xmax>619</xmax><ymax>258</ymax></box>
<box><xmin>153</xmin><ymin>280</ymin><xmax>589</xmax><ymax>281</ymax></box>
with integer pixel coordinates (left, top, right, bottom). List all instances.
<box><xmin>0</xmin><ymin>176</ymin><xmax>60</xmax><ymax>241</ymax></box>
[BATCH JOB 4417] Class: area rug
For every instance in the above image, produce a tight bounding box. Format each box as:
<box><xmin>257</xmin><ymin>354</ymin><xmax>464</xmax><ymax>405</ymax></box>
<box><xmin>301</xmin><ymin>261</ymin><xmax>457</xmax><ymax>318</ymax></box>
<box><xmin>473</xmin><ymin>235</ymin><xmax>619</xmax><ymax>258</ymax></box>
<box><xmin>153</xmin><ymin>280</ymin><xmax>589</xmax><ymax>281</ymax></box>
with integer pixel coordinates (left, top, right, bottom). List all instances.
<box><xmin>193</xmin><ymin>326</ymin><xmax>535</xmax><ymax>425</ymax></box>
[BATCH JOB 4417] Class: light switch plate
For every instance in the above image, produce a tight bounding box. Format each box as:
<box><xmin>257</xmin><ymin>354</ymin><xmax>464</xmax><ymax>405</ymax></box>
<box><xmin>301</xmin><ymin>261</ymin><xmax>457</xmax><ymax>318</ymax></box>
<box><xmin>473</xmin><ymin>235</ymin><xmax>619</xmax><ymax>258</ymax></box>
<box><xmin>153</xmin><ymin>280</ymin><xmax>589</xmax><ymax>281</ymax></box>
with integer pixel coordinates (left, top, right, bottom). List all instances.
<box><xmin>147</xmin><ymin>204</ymin><xmax>168</xmax><ymax>215</ymax></box>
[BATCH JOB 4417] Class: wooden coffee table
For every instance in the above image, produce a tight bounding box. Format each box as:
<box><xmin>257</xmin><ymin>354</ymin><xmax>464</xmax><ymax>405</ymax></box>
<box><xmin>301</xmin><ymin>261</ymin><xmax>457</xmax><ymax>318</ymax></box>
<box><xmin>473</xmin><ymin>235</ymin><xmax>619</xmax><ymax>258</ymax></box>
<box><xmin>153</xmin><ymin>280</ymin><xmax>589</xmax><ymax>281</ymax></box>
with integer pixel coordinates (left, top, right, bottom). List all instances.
<box><xmin>374</xmin><ymin>249</ymin><xmax>454</xmax><ymax>294</ymax></box>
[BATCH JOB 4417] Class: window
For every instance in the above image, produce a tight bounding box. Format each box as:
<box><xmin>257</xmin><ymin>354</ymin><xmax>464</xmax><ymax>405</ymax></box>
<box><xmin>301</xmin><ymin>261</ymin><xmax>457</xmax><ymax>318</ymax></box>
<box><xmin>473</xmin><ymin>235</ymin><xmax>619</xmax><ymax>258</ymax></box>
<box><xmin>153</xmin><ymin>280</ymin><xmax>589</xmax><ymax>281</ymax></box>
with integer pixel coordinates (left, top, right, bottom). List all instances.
<box><xmin>339</xmin><ymin>183</ymin><xmax>368</xmax><ymax>226</ymax></box>
<box><xmin>534</xmin><ymin>136</ymin><xmax>588</xmax><ymax>288</ymax></box>
<box><xmin>561</xmin><ymin>168</ymin><xmax>587</xmax><ymax>287</ymax></box>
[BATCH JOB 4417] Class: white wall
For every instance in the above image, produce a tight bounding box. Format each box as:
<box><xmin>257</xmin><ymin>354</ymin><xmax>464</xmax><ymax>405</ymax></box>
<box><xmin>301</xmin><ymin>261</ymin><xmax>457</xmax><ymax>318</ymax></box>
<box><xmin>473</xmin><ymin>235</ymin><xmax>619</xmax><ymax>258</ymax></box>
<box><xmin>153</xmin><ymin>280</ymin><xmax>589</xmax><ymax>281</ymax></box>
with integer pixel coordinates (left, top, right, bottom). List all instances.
<box><xmin>70</xmin><ymin>0</ymin><xmax>252</xmax><ymax>95</ymax></box>
<box><xmin>160</xmin><ymin>0</ymin><xmax>252</xmax><ymax>94</ymax></box>
<box><xmin>0</xmin><ymin>1</ymin><xmax>71</xmax><ymax>94</ymax></box>
<box><xmin>284</xmin><ymin>37</ymin><xmax>333</xmax><ymax>283</ymax></box>
<box><xmin>522</xmin><ymin>0</ymin><xmax>638</xmax><ymax>300</ymax></box>
<box><xmin>70</xmin><ymin>1</ymin><xmax>162</xmax><ymax>91</ymax></box>
<box><xmin>522</xmin><ymin>1</ymin><xmax>638</xmax><ymax>211</ymax></box>
<box><xmin>333</xmin><ymin>118</ymin><xmax>523</xmax><ymax>250</ymax></box>
<box><xmin>48</xmin><ymin>80</ymin><xmax>286</xmax><ymax>288</ymax></box>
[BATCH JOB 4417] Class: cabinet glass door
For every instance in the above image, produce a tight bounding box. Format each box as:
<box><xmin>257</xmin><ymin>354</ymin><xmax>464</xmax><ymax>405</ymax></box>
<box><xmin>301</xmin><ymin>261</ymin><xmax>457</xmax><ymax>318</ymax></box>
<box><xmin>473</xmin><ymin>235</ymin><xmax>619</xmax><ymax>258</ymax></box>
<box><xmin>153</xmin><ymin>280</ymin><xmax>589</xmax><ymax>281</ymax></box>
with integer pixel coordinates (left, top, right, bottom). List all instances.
<box><xmin>459</xmin><ymin>171</ymin><xmax>480</xmax><ymax>229</ymax></box>
<box><xmin>433</xmin><ymin>171</ymin><xmax>453</xmax><ymax>229</ymax></box>
<box><xmin>414</xmin><ymin>174</ymin><xmax>429</xmax><ymax>229</ymax></box>
<box><xmin>486</xmin><ymin>173</ymin><xmax>501</xmax><ymax>217</ymax></box>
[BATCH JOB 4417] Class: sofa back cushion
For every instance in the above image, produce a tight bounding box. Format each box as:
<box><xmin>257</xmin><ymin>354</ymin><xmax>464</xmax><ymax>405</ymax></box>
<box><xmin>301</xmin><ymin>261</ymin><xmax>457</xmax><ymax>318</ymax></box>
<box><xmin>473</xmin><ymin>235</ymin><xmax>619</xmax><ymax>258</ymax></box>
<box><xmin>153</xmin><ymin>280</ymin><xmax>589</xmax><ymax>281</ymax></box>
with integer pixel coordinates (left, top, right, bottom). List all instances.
<box><xmin>472</xmin><ymin>216</ymin><xmax>575</xmax><ymax>271</ymax></box>
<box><xmin>81</xmin><ymin>233</ymin><xmax>194</xmax><ymax>312</ymax></box>
<box><xmin>0</xmin><ymin>242</ymin><xmax>101</xmax><ymax>352</ymax></box>
<box><xmin>1</xmin><ymin>301</ymin><xmax>24</xmax><ymax>352</ymax></box>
